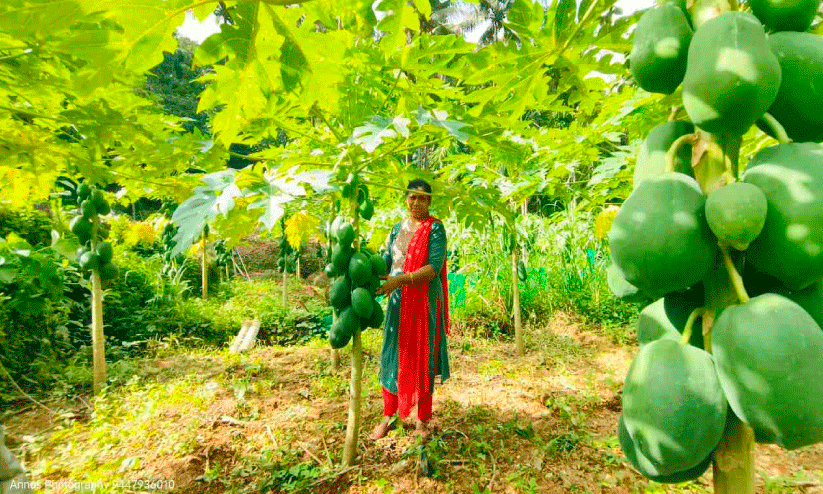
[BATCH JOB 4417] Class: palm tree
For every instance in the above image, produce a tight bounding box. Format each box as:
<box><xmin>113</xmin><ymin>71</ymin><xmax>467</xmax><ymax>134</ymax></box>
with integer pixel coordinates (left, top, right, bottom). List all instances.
<box><xmin>430</xmin><ymin>0</ymin><xmax>523</xmax><ymax>46</ymax></box>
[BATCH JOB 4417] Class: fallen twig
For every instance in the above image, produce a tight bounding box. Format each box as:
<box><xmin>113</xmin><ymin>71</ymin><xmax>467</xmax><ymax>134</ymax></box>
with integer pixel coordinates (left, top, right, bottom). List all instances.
<box><xmin>321</xmin><ymin>435</ymin><xmax>333</xmax><ymax>466</ymax></box>
<box><xmin>299</xmin><ymin>442</ymin><xmax>324</xmax><ymax>466</ymax></box>
<box><xmin>0</xmin><ymin>360</ymin><xmax>54</xmax><ymax>415</ymax></box>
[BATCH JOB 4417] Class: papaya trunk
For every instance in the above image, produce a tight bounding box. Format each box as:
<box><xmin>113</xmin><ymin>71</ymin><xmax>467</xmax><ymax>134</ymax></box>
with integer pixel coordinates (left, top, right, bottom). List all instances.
<box><xmin>693</xmin><ymin>131</ymin><xmax>755</xmax><ymax>494</ymax></box>
<box><xmin>705</xmin><ymin>262</ymin><xmax>756</xmax><ymax>494</ymax></box>
<box><xmin>714</xmin><ymin>414</ymin><xmax>756</xmax><ymax>492</ymax></box>
<box><xmin>512</xmin><ymin>248</ymin><xmax>523</xmax><ymax>356</ymax></box>
<box><xmin>342</xmin><ymin>329</ymin><xmax>363</xmax><ymax>466</ymax></box>
<box><xmin>343</xmin><ymin>200</ymin><xmax>362</xmax><ymax>466</ymax></box>
<box><xmin>282</xmin><ymin>270</ymin><xmax>287</xmax><ymax>307</ymax></box>
<box><xmin>90</xmin><ymin>269</ymin><xmax>106</xmax><ymax>395</ymax></box>
<box><xmin>201</xmin><ymin>233</ymin><xmax>208</xmax><ymax>301</ymax></box>
<box><xmin>331</xmin><ymin>313</ymin><xmax>341</xmax><ymax>371</ymax></box>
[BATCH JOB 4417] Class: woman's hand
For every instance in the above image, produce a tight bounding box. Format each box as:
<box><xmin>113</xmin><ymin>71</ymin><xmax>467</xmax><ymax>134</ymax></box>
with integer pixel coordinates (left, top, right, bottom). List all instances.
<box><xmin>376</xmin><ymin>275</ymin><xmax>404</xmax><ymax>296</ymax></box>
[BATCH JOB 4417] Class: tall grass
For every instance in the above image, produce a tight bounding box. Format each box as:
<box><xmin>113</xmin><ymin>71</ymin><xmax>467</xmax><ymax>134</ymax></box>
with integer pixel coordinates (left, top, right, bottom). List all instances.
<box><xmin>446</xmin><ymin>205</ymin><xmax>638</xmax><ymax>339</ymax></box>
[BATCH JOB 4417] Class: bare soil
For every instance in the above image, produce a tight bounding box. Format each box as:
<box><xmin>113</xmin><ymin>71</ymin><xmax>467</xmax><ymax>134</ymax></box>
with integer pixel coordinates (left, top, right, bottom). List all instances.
<box><xmin>4</xmin><ymin>313</ymin><xmax>822</xmax><ymax>494</ymax></box>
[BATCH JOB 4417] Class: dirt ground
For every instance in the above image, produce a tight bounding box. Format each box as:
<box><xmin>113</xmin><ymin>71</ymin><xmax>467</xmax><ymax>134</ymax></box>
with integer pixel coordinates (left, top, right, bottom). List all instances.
<box><xmin>3</xmin><ymin>313</ymin><xmax>822</xmax><ymax>494</ymax></box>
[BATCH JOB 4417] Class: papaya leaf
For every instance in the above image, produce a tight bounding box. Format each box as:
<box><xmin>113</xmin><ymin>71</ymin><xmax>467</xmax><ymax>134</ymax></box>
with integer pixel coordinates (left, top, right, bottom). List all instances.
<box><xmin>375</xmin><ymin>0</ymin><xmax>420</xmax><ymax>50</ymax></box>
<box><xmin>415</xmin><ymin>107</ymin><xmax>469</xmax><ymax>143</ymax></box>
<box><xmin>170</xmin><ymin>170</ymin><xmax>240</xmax><ymax>256</ymax></box>
<box><xmin>351</xmin><ymin>116</ymin><xmax>403</xmax><ymax>153</ymax></box>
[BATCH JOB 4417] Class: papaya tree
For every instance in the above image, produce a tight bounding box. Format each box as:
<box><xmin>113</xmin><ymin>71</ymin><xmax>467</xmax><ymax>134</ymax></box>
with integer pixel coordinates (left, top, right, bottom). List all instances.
<box><xmin>70</xmin><ymin>184</ymin><xmax>118</xmax><ymax>394</ymax></box>
<box><xmin>1</xmin><ymin>0</ymin><xmax>641</xmax><ymax>468</ymax></box>
<box><xmin>609</xmin><ymin>1</ymin><xmax>823</xmax><ymax>492</ymax></box>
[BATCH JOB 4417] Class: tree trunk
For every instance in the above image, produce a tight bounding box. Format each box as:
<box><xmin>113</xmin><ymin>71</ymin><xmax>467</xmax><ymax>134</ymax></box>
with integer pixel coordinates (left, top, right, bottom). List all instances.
<box><xmin>714</xmin><ymin>414</ymin><xmax>756</xmax><ymax>492</ymax></box>
<box><xmin>342</xmin><ymin>329</ymin><xmax>363</xmax><ymax>466</ymax></box>
<box><xmin>691</xmin><ymin>129</ymin><xmax>755</xmax><ymax>494</ymax></box>
<box><xmin>90</xmin><ymin>269</ymin><xmax>106</xmax><ymax>395</ymax></box>
<box><xmin>331</xmin><ymin>313</ymin><xmax>341</xmax><ymax>371</ymax></box>
<box><xmin>512</xmin><ymin>248</ymin><xmax>523</xmax><ymax>356</ymax></box>
<box><xmin>343</xmin><ymin>200</ymin><xmax>363</xmax><ymax>466</ymax></box>
<box><xmin>282</xmin><ymin>269</ymin><xmax>288</xmax><ymax>307</ymax></box>
<box><xmin>297</xmin><ymin>256</ymin><xmax>301</xmax><ymax>281</ymax></box>
<box><xmin>201</xmin><ymin>233</ymin><xmax>208</xmax><ymax>301</ymax></box>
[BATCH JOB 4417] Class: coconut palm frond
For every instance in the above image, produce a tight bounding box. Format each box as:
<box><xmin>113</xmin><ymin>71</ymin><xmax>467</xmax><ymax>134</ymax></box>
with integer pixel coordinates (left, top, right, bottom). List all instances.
<box><xmin>431</xmin><ymin>1</ymin><xmax>486</xmax><ymax>35</ymax></box>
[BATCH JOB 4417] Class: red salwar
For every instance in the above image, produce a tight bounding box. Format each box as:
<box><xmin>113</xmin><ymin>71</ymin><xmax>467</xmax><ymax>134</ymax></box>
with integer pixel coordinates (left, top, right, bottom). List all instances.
<box><xmin>382</xmin><ymin>387</ymin><xmax>432</xmax><ymax>423</ymax></box>
<box><xmin>383</xmin><ymin>216</ymin><xmax>449</xmax><ymax>424</ymax></box>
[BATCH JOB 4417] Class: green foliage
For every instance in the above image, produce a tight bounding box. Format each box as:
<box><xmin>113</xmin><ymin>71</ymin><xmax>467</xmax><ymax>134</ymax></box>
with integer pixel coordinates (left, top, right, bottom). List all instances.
<box><xmin>143</xmin><ymin>39</ymin><xmax>211</xmax><ymax>134</ymax></box>
<box><xmin>0</xmin><ymin>207</ymin><xmax>53</xmax><ymax>247</ymax></box>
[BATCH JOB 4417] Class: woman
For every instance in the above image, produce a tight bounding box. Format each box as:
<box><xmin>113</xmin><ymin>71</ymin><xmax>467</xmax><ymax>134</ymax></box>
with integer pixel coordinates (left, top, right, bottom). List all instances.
<box><xmin>372</xmin><ymin>179</ymin><xmax>450</xmax><ymax>440</ymax></box>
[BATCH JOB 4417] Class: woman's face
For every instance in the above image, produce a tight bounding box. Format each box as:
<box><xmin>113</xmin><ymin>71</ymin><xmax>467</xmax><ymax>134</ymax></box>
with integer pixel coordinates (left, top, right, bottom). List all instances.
<box><xmin>406</xmin><ymin>187</ymin><xmax>431</xmax><ymax>220</ymax></box>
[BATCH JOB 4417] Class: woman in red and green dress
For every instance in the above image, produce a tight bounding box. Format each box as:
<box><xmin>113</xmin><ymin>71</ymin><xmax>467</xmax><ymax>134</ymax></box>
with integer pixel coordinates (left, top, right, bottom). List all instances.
<box><xmin>371</xmin><ymin>179</ymin><xmax>450</xmax><ymax>440</ymax></box>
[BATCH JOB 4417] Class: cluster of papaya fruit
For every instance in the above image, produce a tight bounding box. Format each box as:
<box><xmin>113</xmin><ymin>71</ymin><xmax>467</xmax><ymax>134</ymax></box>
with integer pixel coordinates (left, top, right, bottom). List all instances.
<box><xmin>341</xmin><ymin>179</ymin><xmax>375</xmax><ymax>221</ymax></box>
<box><xmin>277</xmin><ymin>218</ymin><xmax>298</xmax><ymax>275</ymax></box>
<box><xmin>609</xmin><ymin>0</ymin><xmax>823</xmax><ymax>482</ymax></box>
<box><xmin>214</xmin><ymin>240</ymin><xmax>231</xmax><ymax>272</ymax></box>
<box><xmin>160</xmin><ymin>223</ymin><xmax>185</xmax><ymax>276</ymax></box>
<box><xmin>71</xmin><ymin>183</ymin><xmax>118</xmax><ymax>282</ymax></box>
<box><xmin>325</xmin><ymin>216</ymin><xmax>387</xmax><ymax>349</ymax></box>
<box><xmin>501</xmin><ymin>223</ymin><xmax>529</xmax><ymax>281</ymax></box>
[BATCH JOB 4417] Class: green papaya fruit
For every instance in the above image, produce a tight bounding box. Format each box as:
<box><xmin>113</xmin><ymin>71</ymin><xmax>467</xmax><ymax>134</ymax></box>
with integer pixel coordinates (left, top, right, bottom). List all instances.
<box><xmin>75</xmin><ymin>246</ymin><xmax>88</xmax><ymax>263</ymax></box>
<box><xmin>618</xmin><ymin>416</ymin><xmax>712</xmax><ymax>483</ymax></box>
<box><xmin>324</xmin><ymin>263</ymin><xmax>338</xmax><ymax>278</ymax></box>
<box><xmin>712</xmin><ymin>293</ymin><xmax>823</xmax><ymax>449</ymax></box>
<box><xmin>743</xmin><ymin>143</ymin><xmax>823</xmax><ymax>290</ymax></box>
<box><xmin>750</xmin><ymin>0</ymin><xmax>820</xmax><ymax>32</ymax></box>
<box><xmin>359</xmin><ymin>199</ymin><xmax>374</xmax><ymax>221</ymax></box>
<box><xmin>705</xmin><ymin>182</ymin><xmax>768</xmax><ymax>251</ymax></box>
<box><xmin>366</xmin><ymin>299</ymin><xmax>384</xmax><ymax>329</ymax></box>
<box><xmin>351</xmin><ymin>288</ymin><xmax>374</xmax><ymax>318</ymax></box>
<box><xmin>90</xmin><ymin>189</ymin><xmax>109</xmax><ymax>215</ymax></box>
<box><xmin>633</xmin><ymin>121</ymin><xmax>695</xmax><ymax>189</ymax></box>
<box><xmin>348</xmin><ymin>252</ymin><xmax>372</xmax><ymax>286</ymax></box>
<box><xmin>80</xmin><ymin>200</ymin><xmax>96</xmax><ymax>220</ymax></box>
<box><xmin>630</xmin><ymin>4</ymin><xmax>693</xmax><ymax>94</ymax></box>
<box><xmin>77</xmin><ymin>183</ymin><xmax>91</xmax><ymax>200</ymax></box>
<box><xmin>682</xmin><ymin>12</ymin><xmax>781</xmax><ymax>135</ymax></box>
<box><xmin>337</xmin><ymin>222</ymin><xmax>355</xmax><ymax>245</ymax></box>
<box><xmin>331</xmin><ymin>243</ymin><xmax>352</xmax><ymax>273</ymax></box>
<box><xmin>79</xmin><ymin>251</ymin><xmax>100</xmax><ymax>271</ymax></box>
<box><xmin>70</xmin><ymin>216</ymin><xmax>93</xmax><ymax>245</ymax></box>
<box><xmin>329</xmin><ymin>317</ymin><xmax>353</xmax><ymax>349</ymax></box>
<box><xmin>608</xmin><ymin>172</ymin><xmax>717</xmax><ymax>297</ymax></box>
<box><xmin>99</xmin><ymin>263</ymin><xmax>118</xmax><ymax>282</ymax></box>
<box><xmin>95</xmin><ymin>242</ymin><xmax>113</xmax><ymax>265</ymax></box>
<box><xmin>622</xmin><ymin>339</ymin><xmax>727</xmax><ymax>475</ymax></box>
<box><xmin>339</xmin><ymin>306</ymin><xmax>359</xmax><ymax>335</ymax></box>
<box><xmin>370</xmin><ymin>254</ymin><xmax>388</xmax><ymax>277</ymax></box>
<box><xmin>606</xmin><ymin>263</ymin><xmax>646</xmax><ymax>303</ymax></box>
<box><xmin>636</xmin><ymin>299</ymin><xmax>682</xmax><ymax>345</ymax></box>
<box><xmin>776</xmin><ymin>281</ymin><xmax>823</xmax><ymax>330</ymax></box>
<box><xmin>517</xmin><ymin>260</ymin><xmax>527</xmax><ymax>282</ymax></box>
<box><xmin>356</xmin><ymin>184</ymin><xmax>369</xmax><ymax>205</ymax></box>
<box><xmin>759</xmin><ymin>32</ymin><xmax>823</xmax><ymax>143</ymax></box>
<box><xmin>636</xmin><ymin>295</ymin><xmax>704</xmax><ymax>348</ymax></box>
<box><xmin>330</xmin><ymin>276</ymin><xmax>352</xmax><ymax>309</ymax></box>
